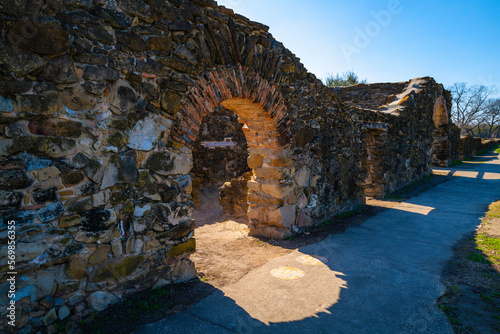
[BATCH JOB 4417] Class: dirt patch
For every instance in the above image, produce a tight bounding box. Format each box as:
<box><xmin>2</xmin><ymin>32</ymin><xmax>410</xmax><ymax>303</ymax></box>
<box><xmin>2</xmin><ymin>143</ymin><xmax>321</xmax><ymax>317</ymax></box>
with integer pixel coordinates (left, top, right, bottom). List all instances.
<box><xmin>438</xmin><ymin>201</ymin><xmax>500</xmax><ymax>333</ymax></box>
<box><xmin>75</xmin><ymin>174</ymin><xmax>450</xmax><ymax>333</ymax></box>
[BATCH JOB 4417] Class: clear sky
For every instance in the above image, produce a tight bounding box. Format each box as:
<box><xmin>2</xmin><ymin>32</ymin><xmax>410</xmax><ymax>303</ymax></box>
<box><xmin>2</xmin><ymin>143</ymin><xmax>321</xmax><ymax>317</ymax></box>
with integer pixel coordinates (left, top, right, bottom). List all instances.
<box><xmin>217</xmin><ymin>0</ymin><xmax>500</xmax><ymax>93</ymax></box>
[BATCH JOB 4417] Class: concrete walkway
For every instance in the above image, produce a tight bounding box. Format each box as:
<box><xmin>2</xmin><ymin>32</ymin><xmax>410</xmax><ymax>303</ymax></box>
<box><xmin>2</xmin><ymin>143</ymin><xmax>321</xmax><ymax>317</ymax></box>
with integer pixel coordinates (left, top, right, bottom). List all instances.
<box><xmin>136</xmin><ymin>152</ymin><xmax>500</xmax><ymax>334</ymax></box>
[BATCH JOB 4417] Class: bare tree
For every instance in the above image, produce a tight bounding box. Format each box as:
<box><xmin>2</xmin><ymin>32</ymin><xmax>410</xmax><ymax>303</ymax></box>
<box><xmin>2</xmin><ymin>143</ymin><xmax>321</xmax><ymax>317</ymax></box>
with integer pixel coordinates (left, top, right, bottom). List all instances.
<box><xmin>450</xmin><ymin>82</ymin><xmax>497</xmax><ymax>135</ymax></box>
<box><xmin>480</xmin><ymin>99</ymin><xmax>500</xmax><ymax>138</ymax></box>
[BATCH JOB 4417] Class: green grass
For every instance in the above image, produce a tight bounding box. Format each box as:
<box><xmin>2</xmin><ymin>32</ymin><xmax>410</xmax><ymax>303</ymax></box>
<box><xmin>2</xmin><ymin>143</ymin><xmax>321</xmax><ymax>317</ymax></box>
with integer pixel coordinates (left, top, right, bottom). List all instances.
<box><xmin>450</xmin><ymin>160</ymin><xmax>462</xmax><ymax>167</ymax></box>
<box><xmin>467</xmin><ymin>252</ymin><xmax>490</xmax><ymax>264</ymax></box>
<box><xmin>495</xmin><ymin>147</ymin><xmax>500</xmax><ymax>154</ymax></box>
<box><xmin>486</xmin><ymin>202</ymin><xmax>500</xmax><ymax>219</ymax></box>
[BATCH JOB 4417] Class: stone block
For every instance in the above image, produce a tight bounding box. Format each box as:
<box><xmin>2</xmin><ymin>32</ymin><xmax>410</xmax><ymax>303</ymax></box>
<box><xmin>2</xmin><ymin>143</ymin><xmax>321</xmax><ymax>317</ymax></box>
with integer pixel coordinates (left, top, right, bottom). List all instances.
<box><xmin>39</xmin><ymin>54</ymin><xmax>78</xmax><ymax>84</ymax></box>
<box><xmin>7</xmin><ymin>19</ymin><xmax>69</xmax><ymax>55</ymax></box>
<box><xmin>295</xmin><ymin>166</ymin><xmax>310</xmax><ymax>188</ymax></box>
<box><xmin>59</xmin><ymin>215</ymin><xmax>81</xmax><ymax>228</ymax></box>
<box><xmin>254</xmin><ymin>167</ymin><xmax>283</xmax><ymax>179</ymax></box>
<box><xmin>247</xmin><ymin>154</ymin><xmax>264</xmax><ymax>169</ymax></box>
<box><xmin>36</xmin><ymin>201</ymin><xmax>65</xmax><ymax>222</ymax></box>
<box><xmin>17</xmin><ymin>93</ymin><xmax>61</xmax><ymax>115</ymax></box>
<box><xmin>81</xmin><ymin>209</ymin><xmax>111</xmax><ymax>232</ymax></box>
<box><xmin>127</xmin><ymin>115</ymin><xmax>171</xmax><ymax>151</ymax></box>
<box><xmin>88</xmin><ymin>244</ymin><xmax>111</xmax><ymax>265</ymax></box>
<box><xmin>267</xmin><ymin>205</ymin><xmax>296</xmax><ymax>229</ymax></box>
<box><xmin>86</xmin><ymin>291</ymin><xmax>119</xmax><ymax>311</ymax></box>
<box><xmin>37</xmin><ymin>166</ymin><xmax>60</xmax><ymax>181</ymax></box>
<box><xmin>109</xmin><ymin>80</ymin><xmax>139</xmax><ymax>111</ymax></box>
<box><xmin>261</xmin><ymin>183</ymin><xmax>293</xmax><ymax>199</ymax></box>
<box><xmin>62</xmin><ymin>171</ymin><xmax>85</xmax><ymax>187</ymax></box>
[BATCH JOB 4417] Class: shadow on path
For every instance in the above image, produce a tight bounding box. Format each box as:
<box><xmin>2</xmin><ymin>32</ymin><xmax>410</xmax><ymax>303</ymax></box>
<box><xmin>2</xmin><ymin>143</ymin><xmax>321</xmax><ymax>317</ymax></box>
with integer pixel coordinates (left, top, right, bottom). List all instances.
<box><xmin>136</xmin><ymin>151</ymin><xmax>500</xmax><ymax>334</ymax></box>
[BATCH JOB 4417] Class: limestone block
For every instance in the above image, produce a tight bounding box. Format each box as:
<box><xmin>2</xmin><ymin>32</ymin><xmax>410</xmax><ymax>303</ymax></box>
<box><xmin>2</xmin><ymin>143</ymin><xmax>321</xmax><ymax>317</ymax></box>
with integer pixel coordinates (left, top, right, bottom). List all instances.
<box><xmin>86</xmin><ymin>291</ymin><xmax>119</xmax><ymax>311</ymax></box>
<box><xmin>88</xmin><ymin>244</ymin><xmax>111</xmax><ymax>265</ymax></box>
<box><xmin>247</xmin><ymin>180</ymin><xmax>261</xmax><ymax>192</ymax></box>
<box><xmin>267</xmin><ymin>205</ymin><xmax>296</xmax><ymax>229</ymax></box>
<box><xmin>247</xmin><ymin>153</ymin><xmax>264</xmax><ymax>169</ymax></box>
<box><xmin>261</xmin><ymin>183</ymin><xmax>293</xmax><ymax>199</ymax></box>
<box><xmin>127</xmin><ymin>115</ymin><xmax>172</xmax><ymax>151</ymax></box>
<box><xmin>66</xmin><ymin>257</ymin><xmax>89</xmax><ymax>280</ymax></box>
<box><xmin>109</xmin><ymin>80</ymin><xmax>139</xmax><ymax>111</ymax></box>
<box><xmin>295</xmin><ymin>166</ymin><xmax>310</xmax><ymax>188</ymax></box>
<box><xmin>254</xmin><ymin>167</ymin><xmax>283</xmax><ymax>179</ymax></box>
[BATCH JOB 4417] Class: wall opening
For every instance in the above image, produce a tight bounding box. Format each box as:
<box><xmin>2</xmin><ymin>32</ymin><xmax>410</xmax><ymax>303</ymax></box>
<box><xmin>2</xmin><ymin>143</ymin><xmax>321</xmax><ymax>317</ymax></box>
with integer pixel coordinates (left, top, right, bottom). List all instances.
<box><xmin>363</xmin><ymin>123</ymin><xmax>389</xmax><ymax>198</ymax></box>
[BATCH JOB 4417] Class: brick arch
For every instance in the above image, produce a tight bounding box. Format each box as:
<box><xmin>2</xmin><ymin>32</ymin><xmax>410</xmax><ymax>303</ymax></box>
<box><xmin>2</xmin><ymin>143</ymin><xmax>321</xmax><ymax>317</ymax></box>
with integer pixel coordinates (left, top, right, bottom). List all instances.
<box><xmin>169</xmin><ymin>65</ymin><xmax>292</xmax><ymax>149</ymax></box>
<box><xmin>433</xmin><ymin>95</ymin><xmax>448</xmax><ymax>127</ymax></box>
<box><xmin>169</xmin><ymin>65</ymin><xmax>296</xmax><ymax>239</ymax></box>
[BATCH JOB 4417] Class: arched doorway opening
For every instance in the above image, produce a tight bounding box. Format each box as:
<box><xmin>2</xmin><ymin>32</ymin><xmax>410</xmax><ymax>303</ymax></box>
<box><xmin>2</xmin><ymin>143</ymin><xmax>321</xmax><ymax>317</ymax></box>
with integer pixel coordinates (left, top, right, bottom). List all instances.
<box><xmin>169</xmin><ymin>66</ymin><xmax>295</xmax><ymax>239</ymax></box>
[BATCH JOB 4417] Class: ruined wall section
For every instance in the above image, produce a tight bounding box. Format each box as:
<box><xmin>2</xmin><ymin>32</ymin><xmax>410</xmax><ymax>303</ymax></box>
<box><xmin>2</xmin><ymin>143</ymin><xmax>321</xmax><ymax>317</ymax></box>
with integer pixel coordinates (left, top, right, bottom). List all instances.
<box><xmin>332</xmin><ymin>82</ymin><xmax>407</xmax><ymax>111</ymax></box>
<box><xmin>0</xmin><ymin>0</ymin><xmax>368</xmax><ymax>329</ymax></box>
<box><xmin>338</xmin><ymin>78</ymin><xmax>448</xmax><ymax>196</ymax></box>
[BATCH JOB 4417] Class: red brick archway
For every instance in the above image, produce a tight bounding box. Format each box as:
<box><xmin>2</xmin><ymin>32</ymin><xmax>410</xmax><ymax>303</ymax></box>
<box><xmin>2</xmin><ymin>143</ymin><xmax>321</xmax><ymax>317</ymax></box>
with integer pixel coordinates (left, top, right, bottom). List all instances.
<box><xmin>170</xmin><ymin>66</ymin><xmax>296</xmax><ymax>238</ymax></box>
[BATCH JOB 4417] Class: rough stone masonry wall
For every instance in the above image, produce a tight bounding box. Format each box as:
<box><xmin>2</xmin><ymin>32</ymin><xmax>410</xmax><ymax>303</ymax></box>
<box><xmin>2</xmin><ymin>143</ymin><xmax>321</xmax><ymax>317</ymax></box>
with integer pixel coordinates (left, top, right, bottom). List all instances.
<box><xmin>0</xmin><ymin>0</ymin><xmax>368</xmax><ymax>330</ymax></box>
<box><xmin>459</xmin><ymin>135</ymin><xmax>500</xmax><ymax>160</ymax></box>
<box><xmin>337</xmin><ymin>78</ymin><xmax>451</xmax><ymax>197</ymax></box>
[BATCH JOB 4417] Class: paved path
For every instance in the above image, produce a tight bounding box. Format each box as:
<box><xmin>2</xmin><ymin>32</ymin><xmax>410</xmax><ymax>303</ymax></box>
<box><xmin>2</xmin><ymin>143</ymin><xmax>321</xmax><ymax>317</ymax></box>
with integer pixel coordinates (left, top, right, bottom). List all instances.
<box><xmin>136</xmin><ymin>152</ymin><xmax>500</xmax><ymax>334</ymax></box>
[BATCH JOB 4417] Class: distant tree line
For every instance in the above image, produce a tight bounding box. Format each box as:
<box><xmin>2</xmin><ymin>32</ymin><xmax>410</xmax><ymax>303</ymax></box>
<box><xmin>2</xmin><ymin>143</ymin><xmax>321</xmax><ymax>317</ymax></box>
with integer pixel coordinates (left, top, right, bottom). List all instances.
<box><xmin>324</xmin><ymin>70</ymin><xmax>367</xmax><ymax>87</ymax></box>
<box><xmin>449</xmin><ymin>83</ymin><xmax>500</xmax><ymax>138</ymax></box>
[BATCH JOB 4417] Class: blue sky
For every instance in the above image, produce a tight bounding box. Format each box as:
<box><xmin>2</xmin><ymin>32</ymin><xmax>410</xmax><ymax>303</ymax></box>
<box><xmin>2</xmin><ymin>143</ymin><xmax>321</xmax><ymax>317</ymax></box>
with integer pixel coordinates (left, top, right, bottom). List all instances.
<box><xmin>217</xmin><ymin>0</ymin><xmax>500</xmax><ymax>93</ymax></box>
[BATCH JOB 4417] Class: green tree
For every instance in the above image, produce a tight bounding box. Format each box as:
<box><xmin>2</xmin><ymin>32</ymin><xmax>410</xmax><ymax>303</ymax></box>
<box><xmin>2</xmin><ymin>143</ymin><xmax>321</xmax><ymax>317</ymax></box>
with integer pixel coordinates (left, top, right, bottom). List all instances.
<box><xmin>324</xmin><ymin>70</ymin><xmax>367</xmax><ymax>87</ymax></box>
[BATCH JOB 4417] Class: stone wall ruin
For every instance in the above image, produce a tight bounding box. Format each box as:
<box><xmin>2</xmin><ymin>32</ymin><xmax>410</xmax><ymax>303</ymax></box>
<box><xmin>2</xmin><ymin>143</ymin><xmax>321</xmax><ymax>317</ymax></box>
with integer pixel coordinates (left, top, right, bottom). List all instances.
<box><xmin>0</xmin><ymin>0</ymin><xmax>473</xmax><ymax>331</ymax></box>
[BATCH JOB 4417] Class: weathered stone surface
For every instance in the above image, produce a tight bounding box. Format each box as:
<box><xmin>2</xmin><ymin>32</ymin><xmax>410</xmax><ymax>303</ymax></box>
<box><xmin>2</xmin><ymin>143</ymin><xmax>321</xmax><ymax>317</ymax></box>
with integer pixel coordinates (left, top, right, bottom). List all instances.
<box><xmin>39</xmin><ymin>54</ymin><xmax>78</xmax><ymax>84</ymax></box>
<box><xmin>88</xmin><ymin>244</ymin><xmax>111</xmax><ymax>264</ymax></box>
<box><xmin>0</xmin><ymin>169</ymin><xmax>33</xmax><ymax>190</ymax></box>
<box><xmin>29</xmin><ymin>121</ymin><xmax>57</xmax><ymax>136</ymax></box>
<box><xmin>0</xmin><ymin>191</ymin><xmax>23</xmax><ymax>209</ymax></box>
<box><xmin>160</xmin><ymin>220</ymin><xmax>195</xmax><ymax>240</ymax></box>
<box><xmin>5</xmin><ymin>123</ymin><xmax>26</xmax><ymax>137</ymax></box>
<box><xmin>7</xmin><ymin>19</ymin><xmax>69</xmax><ymax>55</ymax></box>
<box><xmin>144</xmin><ymin>152</ymin><xmax>173</xmax><ymax>174</ymax></box>
<box><xmin>59</xmin><ymin>85</ymin><xmax>97</xmax><ymax>111</ymax></box>
<box><xmin>160</xmin><ymin>92</ymin><xmax>181</xmax><ymax>115</ymax></box>
<box><xmin>91</xmin><ymin>255</ymin><xmax>145</xmax><ymax>283</ymax></box>
<box><xmin>0</xmin><ymin>210</ymin><xmax>35</xmax><ymax>227</ymax></box>
<box><xmin>66</xmin><ymin>256</ymin><xmax>89</xmax><ymax>279</ymax></box>
<box><xmin>151</xmin><ymin>202</ymin><xmax>193</xmax><ymax>225</ymax></box>
<box><xmin>87</xmin><ymin>291</ymin><xmax>119</xmax><ymax>311</ymax></box>
<box><xmin>0</xmin><ymin>96</ymin><xmax>14</xmax><ymax>112</ymax></box>
<box><xmin>248</xmin><ymin>154</ymin><xmax>264</xmax><ymax>169</ymax></box>
<box><xmin>294</xmin><ymin>126</ymin><xmax>316</xmax><ymax>147</ymax></box>
<box><xmin>37</xmin><ymin>201</ymin><xmax>65</xmax><ymax>222</ymax></box>
<box><xmin>17</xmin><ymin>93</ymin><xmax>61</xmax><ymax>115</ymax></box>
<box><xmin>4</xmin><ymin>136</ymin><xmax>76</xmax><ymax>158</ymax></box>
<box><xmin>84</xmin><ymin>81</ymin><xmax>107</xmax><ymax>96</ymax></box>
<box><xmin>148</xmin><ymin>36</ymin><xmax>172</xmax><ymax>52</ymax></box>
<box><xmin>43</xmin><ymin>308</ymin><xmax>58</xmax><ymax>326</ymax></box>
<box><xmin>57</xmin><ymin>120</ymin><xmax>83</xmax><ymax>138</ymax></box>
<box><xmin>127</xmin><ymin>115</ymin><xmax>171</xmax><ymax>151</ymax></box>
<box><xmin>33</xmin><ymin>187</ymin><xmax>57</xmax><ymax>204</ymax></box>
<box><xmin>121</xmin><ymin>0</ymin><xmax>152</xmax><ymax>23</ymax></box>
<box><xmin>81</xmin><ymin>209</ymin><xmax>111</xmax><ymax>232</ymax></box>
<box><xmin>0</xmin><ymin>42</ymin><xmax>46</xmax><ymax>77</ymax></box>
<box><xmin>83</xmin><ymin>66</ymin><xmax>120</xmax><ymax>81</ymax></box>
<box><xmin>109</xmin><ymin>80</ymin><xmax>139</xmax><ymax>111</ymax></box>
<box><xmin>58</xmin><ymin>305</ymin><xmax>70</xmax><ymax>320</ymax></box>
<box><xmin>116</xmin><ymin>31</ymin><xmax>147</xmax><ymax>51</ymax></box>
<box><xmin>62</xmin><ymin>171</ymin><xmax>85</xmax><ymax>186</ymax></box>
<box><xmin>15</xmin><ymin>152</ymin><xmax>52</xmax><ymax>172</ymax></box>
<box><xmin>59</xmin><ymin>214</ymin><xmax>81</xmax><ymax>228</ymax></box>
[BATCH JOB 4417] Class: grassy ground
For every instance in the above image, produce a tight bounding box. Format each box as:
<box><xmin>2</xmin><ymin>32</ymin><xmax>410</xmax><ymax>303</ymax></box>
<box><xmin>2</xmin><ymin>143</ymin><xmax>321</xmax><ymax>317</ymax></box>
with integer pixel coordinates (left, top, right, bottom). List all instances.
<box><xmin>438</xmin><ymin>200</ymin><xmax>500</xmax><ymax>333</ymax></box>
